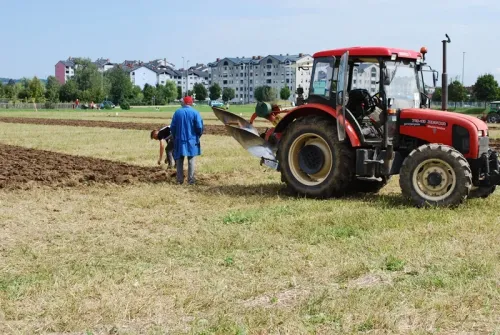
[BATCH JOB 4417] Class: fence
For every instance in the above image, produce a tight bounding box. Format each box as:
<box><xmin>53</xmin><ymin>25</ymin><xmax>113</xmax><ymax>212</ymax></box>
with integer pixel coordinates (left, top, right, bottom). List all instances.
<box><xmin>0</xmin><ymin>102</ymin><xmax>75</xmax><ymax>110</ymax></box>
<box><xmin>430</xmin><ymin>101</ymin><xmax>491</xmax><ymax>109</ymax></box>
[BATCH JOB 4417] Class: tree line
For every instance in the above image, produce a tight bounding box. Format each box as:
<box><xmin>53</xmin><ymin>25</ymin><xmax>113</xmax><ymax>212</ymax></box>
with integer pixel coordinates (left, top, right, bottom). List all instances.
<box><xmin>0</xmin><ymin>58</ymin><xmax>213</xmax><ymax>108</ymax></box>
<box><xmin>0</xmin><ymin>59</ymin><xmax>295</xmax><ymax>108</ymax></box>
<box><xmin>432</xmin><ymin>74</ymin><xmax>500</xmax><ymax>106</ymax></box>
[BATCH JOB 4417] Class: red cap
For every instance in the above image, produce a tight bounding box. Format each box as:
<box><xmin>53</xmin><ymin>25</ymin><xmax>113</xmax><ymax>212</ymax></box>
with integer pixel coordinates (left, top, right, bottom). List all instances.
<box><xmin>182</xmin><ymin>96</ymin><xmax>193</xmax><ymax>105</ymax></box>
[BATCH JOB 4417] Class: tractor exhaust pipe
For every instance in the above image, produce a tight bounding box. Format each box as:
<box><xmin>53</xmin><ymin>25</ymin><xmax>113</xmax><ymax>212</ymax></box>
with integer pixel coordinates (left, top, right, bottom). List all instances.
<box><xmin>441</xmin><ymin>34</ymin><xmax>451</xmax><ymax>111</ymax></box>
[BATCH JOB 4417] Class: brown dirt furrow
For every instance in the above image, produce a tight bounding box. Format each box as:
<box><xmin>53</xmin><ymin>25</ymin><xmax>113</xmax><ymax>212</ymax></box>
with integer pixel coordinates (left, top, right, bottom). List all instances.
<box><xmin>0</xmin><ymin>144</ymin><xmax>182</xmax><ymax>190</ymax></box>
<box><xmin>0</xmin><ymin>117</ymin><xmax>266</xmax><ymax>136</ymax></box>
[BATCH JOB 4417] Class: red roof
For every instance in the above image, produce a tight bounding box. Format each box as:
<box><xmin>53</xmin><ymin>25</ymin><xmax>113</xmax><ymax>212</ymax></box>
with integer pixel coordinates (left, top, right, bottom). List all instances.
<box><xmin>313</xmin><ymin>46</ymin><xmax>422</xmax><ymax>60</ymax></box>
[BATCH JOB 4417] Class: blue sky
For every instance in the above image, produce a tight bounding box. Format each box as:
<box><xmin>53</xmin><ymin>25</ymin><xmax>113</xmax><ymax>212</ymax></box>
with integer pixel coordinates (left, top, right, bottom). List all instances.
<box><xmin>2</xmin><ymin>0</ymin><xmax>499</xmax><ymax>86</ymax></box>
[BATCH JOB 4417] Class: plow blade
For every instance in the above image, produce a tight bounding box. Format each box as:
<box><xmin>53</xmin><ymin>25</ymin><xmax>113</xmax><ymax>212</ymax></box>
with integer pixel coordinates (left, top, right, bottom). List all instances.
<box><xmin>224</xmin><ymin>125</ymin><xmax>276</xmax><ymax>160</ymax></box>
<box><xmin>212</xmin><ymin>107</ymin><xmax>260</xmax><ymax>136</ymax></box>
<box><xmin>212</xmin><ymin>107</ymin><xmax>279</xmax><ymax>170</ymax></box>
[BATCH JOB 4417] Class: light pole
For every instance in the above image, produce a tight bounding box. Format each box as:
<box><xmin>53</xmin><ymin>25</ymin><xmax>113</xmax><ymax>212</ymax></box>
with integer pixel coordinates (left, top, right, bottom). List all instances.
<box><xmin>182</xmin><ymin>57</ymin><xmax>185</xmax><ymax>97</ymax></box>
<box><xmin>441</xmin><ymin>33</ymin><xmax>451</xmax><ymax>111</ymax></box>
<box><xmin>462</xmin><ymin>52</ymin><xmax>465</xmax><ymax>86</ymax></box>
<box><xmin>186</xmin><ymin>60</ymin><xmax>190</xmax><ymax>96</ymax></box>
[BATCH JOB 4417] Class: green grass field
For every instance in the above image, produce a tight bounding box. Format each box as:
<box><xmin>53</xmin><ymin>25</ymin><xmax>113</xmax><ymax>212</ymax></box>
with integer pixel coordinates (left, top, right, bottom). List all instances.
<box><xmin>1</xmin><ymin>111</ymin><xmax>500</xmax><ymax>334</ymax></box>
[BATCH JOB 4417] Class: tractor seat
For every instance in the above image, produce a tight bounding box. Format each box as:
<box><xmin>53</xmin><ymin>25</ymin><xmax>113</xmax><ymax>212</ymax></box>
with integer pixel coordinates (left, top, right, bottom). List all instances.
<box><xmin>347</xmin><ymin>89</ymin><xmax>371</xmax><ymax>119</ymax></box>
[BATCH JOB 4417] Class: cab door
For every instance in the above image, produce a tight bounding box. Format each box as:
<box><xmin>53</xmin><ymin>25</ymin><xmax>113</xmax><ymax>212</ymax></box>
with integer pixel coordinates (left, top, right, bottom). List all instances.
<box><xmin>336</xmin><ymin>51</ymin><xmax>349</xmax><ymax>141</ymax></box>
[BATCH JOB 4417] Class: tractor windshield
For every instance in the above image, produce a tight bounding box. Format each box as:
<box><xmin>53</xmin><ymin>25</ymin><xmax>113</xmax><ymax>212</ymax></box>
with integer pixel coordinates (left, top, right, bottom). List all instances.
<box><xmin>384</xmin><ymin>60</ymin><xmax>421</xmax><ymax>109</ymax></box>
<box><xmin>350</xmin><ymin>59</ymin><xmax>421</xmax><ymax>109</ymax></box>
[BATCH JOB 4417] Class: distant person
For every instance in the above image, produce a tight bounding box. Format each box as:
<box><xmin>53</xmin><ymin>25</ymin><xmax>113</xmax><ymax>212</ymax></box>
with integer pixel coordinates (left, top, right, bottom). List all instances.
<box><xmin>170</xmin><ymin>96</ymin><xmax>204</xmax><ymax>185</ymax></box>
<box><xmin>150</xmin><ymin>125</ymin><xmax>175</xmax><ymax>169</ymax></box>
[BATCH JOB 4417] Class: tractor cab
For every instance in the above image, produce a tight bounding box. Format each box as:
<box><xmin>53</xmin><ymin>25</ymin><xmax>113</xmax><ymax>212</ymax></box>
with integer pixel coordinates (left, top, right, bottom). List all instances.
<box><xmin>306</xmin><ymin>48</ymin><xmax>438</xmax><ymax>146</ymax></box>
<box><xmin>486</xmin><ymin>101</ymin><xmax>500</xmax><ymax>123</ymax></box>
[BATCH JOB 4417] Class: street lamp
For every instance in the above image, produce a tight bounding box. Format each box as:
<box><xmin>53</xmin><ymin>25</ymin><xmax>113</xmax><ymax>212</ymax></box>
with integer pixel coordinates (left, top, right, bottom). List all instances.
<box><xmin>186</xmin><ymin>60</ymin><xmax>190</xmax><ymax>96</ymax></box>
<box><xmin>441</xmin><ymin>33</ymin><xmax>451</xmax><ymax>111</ymax></box>
<box><xmin>462</xmin><ymin>51</ymin><xmax>466</xmax><ymax>86</ymax></box>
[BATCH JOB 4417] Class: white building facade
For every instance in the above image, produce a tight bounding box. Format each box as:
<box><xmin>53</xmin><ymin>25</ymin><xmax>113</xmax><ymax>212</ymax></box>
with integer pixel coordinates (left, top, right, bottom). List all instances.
<box><xmin>208</xmin><ymin>53</ymin><xmax>312</xmax><ymax>103</ymax></box>
<box><xmin>130</xmin><ymin>66</ymin><xmax>158</xmax><ymax>90</ymax></box>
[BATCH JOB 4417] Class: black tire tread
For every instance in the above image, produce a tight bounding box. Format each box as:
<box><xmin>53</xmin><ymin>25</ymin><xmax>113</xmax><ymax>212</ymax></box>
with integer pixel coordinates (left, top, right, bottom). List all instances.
<box><xmin>277</xmin><ymin>115</ymin><xmax>355</xmax><ymax>198</ymax></box>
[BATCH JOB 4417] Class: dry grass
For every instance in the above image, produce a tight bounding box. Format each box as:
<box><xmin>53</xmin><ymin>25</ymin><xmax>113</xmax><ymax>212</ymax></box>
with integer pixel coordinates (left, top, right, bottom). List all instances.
<box><xmin>1</xmin><ymin>122</ymin><xmax>500</xmax><ymax>334</ymax></box>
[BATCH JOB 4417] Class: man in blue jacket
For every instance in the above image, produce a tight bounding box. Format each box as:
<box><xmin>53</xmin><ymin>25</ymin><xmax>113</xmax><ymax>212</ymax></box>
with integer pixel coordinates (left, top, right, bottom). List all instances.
<box><xmin>170</xmin><ymin>96</ymin><xmax>204</xmax><ymax>185</ymax></box>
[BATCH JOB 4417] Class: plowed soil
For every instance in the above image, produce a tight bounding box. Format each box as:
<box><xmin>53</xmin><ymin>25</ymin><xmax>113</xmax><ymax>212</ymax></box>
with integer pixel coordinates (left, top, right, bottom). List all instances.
<box><xmin>0</xmin><ymin>117</ymin><xmax>266</xmax><ymax>135</ymax></box>
<box><xmin>490</xmin><ymin>138</ymin><xmax>500</xmax><ymax>151</ymax></box>
<box><xmin>0</xmin><ymin>144</ymin><xmax>178</xmax><ymax>190</ymax></box>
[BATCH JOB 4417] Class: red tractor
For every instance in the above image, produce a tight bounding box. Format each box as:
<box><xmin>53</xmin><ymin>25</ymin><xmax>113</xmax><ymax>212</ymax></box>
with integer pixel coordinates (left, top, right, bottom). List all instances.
<box><xmin>213</xmin><ymin>46</ymin><xmax>500</xmax><ymax>207</ymax></box>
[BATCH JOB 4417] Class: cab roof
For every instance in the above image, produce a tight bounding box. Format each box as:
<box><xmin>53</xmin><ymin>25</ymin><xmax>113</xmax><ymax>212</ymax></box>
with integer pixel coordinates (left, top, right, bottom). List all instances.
<box><xmin>313</xmin><ymin>46</ymin><xmax>422</xmax><ymax>60</ymax></box>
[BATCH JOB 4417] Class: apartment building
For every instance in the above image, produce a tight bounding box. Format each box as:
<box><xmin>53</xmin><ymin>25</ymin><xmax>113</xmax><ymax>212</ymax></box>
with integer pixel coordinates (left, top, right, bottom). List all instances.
<box><xmin>55</xmin><ymin>57</ymin><xmax>117</xmax><ymax>84</ymax></box>
<box><xmin>54</xmin><ymin>58</ymin><xmax>76</xmax><ymax>84</ymax></box>
<box><xmin>94</xmin><ymin>58</ymin><xmax>115</xmax><ymax>72</ymax></box>
<box><xmin>208</xmin><ymin>53</ymin><xmax>312</xmax><ymax>103</ymax></box>
<box><xmin>178</xmin><ymin>68</ymin><xmax>210</xmax><ymax>93</ymax></box>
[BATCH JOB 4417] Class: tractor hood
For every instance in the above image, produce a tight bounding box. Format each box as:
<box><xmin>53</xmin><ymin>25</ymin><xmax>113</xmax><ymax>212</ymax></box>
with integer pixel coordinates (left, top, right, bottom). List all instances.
<box><xmin>400</xmin><ymin>108</ymin><xmax>488</xmax><ymax>131</ymax></box>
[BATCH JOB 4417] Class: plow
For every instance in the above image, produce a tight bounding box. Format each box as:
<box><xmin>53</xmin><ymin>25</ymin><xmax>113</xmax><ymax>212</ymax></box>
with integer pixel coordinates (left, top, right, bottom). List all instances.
<box><xmin>213</xmin><ymin>45</ymin><xmax>500</xmax><ymax>207</ymax></box>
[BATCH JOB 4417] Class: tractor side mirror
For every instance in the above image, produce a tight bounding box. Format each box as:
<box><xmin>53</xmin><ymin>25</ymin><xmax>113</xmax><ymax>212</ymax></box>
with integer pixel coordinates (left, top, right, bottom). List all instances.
<box><xmin>433</xmin><ymin>71</ymin><xmax>438</xmax><ymax>87</ymax></box>
<box><xmin>383</xmin><ymin>68</ymin><xmax>391</xmax><ymax>86</ymax></box>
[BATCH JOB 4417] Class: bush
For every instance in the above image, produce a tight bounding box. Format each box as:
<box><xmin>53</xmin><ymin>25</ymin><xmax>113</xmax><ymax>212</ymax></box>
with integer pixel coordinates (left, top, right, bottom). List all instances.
<box><xmin>254</xmin><ymin>86</ymin><xmax>277</xmax><ymax>102</ymax></box>
<box><xmin>120</xmin><ymin>101</ymin><xmax>131</xmax><ymax>110</ymax></box>
<box><xmin>104</xmin><ymin>104</ymin><xmax>113</xmax><ymax>110</ymax></box>
<box><xmin>44</xmin><ymin>102</ymin><xmax>56</xmax><ymax>109</ymax></box>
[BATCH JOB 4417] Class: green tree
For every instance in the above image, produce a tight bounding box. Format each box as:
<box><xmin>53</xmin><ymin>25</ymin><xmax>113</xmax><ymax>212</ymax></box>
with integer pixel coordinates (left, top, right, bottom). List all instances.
<box><xmin>45</xmin><ymin>76</ymin><xmax>60</xmax><ymax>102</ymax></box>
<box><xmin>72</xmin><ymin>57</ymin><xmax>109</xmax><ymax>102</ymax></box>
<box><xmin>473</xmin><ymin>74</ymin><xmax>499</xmax><ymax>106</ymax></box>
<box><xmin>106</xmin><ymin>66</ymin><xmax>133</xmax><ymax>104</ymax></box>
<box><xmin>0</xmin><ymin>82</ymin><xmax>4</xmax><ymax>98</ymax></box>
<box><xmin>4</xmin><ymin>80</ymin><xmax>19</xmax><ymax>102</ymax></box>
<box><xmin>448</xmin><ymin>80</ymin><xmax>467</xmax><ymax>107</ymax></box>
<box><xmin>209</xmin><ymin>83</ymin><xmax>222</xmax><ymax>101</ymax></box>
<box><xmin>254</xmin><ymin>85</ymin><xmax>276</xmax><ymax>102</ymax></box>
<box><xmin>177</xmin><ymin>86</ymin><xmax>182</xmax><ymax>100</ymax></box>
<box><xmin>28</xmin><ymin>76</ymin><xmax>45</xmax><ymax>102</ymax></box>
<box><xmin>59</xmin><ymin>80</ymin><xmax>79</xmax><ymax>102</ymax></box>
<box><xmin>193</xmin><ymin>83</ymin><xmax>207</xmax><ymax>101</ymax></box>
<box><xmin>164</xmin><ymin>81</ymin><xmax>178</xmax><ymax>103</ymax></box>
<box><xmin>222</xmin><ymin>87</ymin><xmax>235</xmax><ymax>103</ymax></box>
<box><xmin>17</xmin><ymin>78</ymin><xmax>30</xmax><ymax>101</ymax></box>
<box><xmin>432</xmin><ymin>87</ymin><xmax>442</xmax><ymax>102</ymax></box>
<box><xmin>129</xmin><ymin>85</ymin><xmax>143</xmax><ymax>105</ymax></box>
<box><xmin>280</xmin><ymin>86</ymin><xmax>291</xmax><ymax>100</ymax></box>
<box><xmin>143</xmin><ymin>84</ymin><xmax>157</xmax><ymax>105</ymax></box>
<box><xmin>155</xmin><ymin>84</ymin><xmax>167</xmax><ymax>105</ymax></box>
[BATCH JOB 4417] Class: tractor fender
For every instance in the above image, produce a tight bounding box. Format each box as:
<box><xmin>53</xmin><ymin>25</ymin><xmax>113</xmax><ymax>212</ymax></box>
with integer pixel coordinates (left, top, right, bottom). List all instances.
<box><xmin>274</xmin><ymin>103</ymin><xmax>361</xmax><ymax>147</ymax></box>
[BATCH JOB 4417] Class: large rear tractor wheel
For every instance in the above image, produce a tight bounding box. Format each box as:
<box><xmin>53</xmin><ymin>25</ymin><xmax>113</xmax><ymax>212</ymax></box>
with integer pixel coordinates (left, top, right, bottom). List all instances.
<box><xmin>277</xmin><ymin>116</ymin><xmax>355</xmax><ymax>198</ymax></box>
<box><xmin>399</xmin><ymin>144</ymin><xmax>472</xmax><ymax>207</ymax></box>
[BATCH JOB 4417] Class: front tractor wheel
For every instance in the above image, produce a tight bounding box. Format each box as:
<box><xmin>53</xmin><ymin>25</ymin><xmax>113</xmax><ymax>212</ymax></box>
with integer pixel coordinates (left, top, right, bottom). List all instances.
<box><xmin>399</xmin><ymin>144</ymin><xmax>472</xmax><ymax>207</ymax></box>
<box><xmin>486</xmin><ymin>113</ymin><xmax>500</xmax><ymax>123</ymax></box>
<box><xmin>277</xmin><ymin>116</ymin><xmax>355</xmax><ymax>198</ymax></box>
